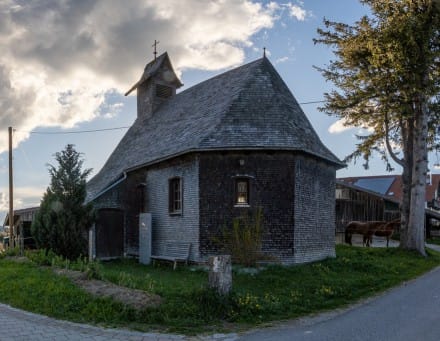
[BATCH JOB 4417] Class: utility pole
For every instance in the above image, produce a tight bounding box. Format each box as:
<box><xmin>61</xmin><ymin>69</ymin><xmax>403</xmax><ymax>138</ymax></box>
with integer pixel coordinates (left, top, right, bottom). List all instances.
<box><xmin>8</xmin><ymin>126</ymin><xmax>14</xmax><ymax>249</ymax></box>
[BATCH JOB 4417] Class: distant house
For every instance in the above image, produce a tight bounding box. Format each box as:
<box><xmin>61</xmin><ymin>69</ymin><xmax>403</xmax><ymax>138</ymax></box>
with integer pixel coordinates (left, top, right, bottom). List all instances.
<box><xmin>337</xmin><ymin>174</ymin><xmax>440</xmax><ymax>236</ymax></box>
<box><xmin>335</xmin><ymin>180</ymin><xmax>400</xmax><ymax>240</ymax></box>
<box><xmin>3</xmin><ymin>206</ymin><xmax>39</xmax><ymax>248</ymax></box>
<box><xmin>87</xmin><ymin>52</ymin><xmax>344</xmax><ymax>264</ymax></box>
<box><xmin>338</xmin><ymin>174</ymin><xmax>440</xmax><ymax>208</ymax></box>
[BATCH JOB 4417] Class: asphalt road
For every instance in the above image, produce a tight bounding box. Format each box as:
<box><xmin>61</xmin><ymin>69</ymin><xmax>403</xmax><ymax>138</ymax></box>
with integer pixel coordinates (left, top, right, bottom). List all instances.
<box><xmin>239</xmin><ymin>265</ymin><xmax>440</xmax><ymax>341</ymax></box>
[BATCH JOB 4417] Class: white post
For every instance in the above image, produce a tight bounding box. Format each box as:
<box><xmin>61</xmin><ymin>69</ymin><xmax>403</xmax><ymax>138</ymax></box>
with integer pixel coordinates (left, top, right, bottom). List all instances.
<box><xmin>139</xmin><ymin>213</ymin><xmax>152</xmax><ymax>265</ymax></box>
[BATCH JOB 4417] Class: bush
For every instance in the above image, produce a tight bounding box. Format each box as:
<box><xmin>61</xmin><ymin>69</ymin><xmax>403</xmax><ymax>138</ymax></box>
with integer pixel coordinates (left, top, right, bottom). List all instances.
<box><xmin>215</xmin><ymin>208</ymin><xmax>270</xmax><ymax>267</ymax></box>
<box><xmin>84</xmin><ymin>261</ymin><xmax>102</xmax><ymax>280</ymax></box>
<box><xmin>2</xmin><ymin>247</ymin><xmax>20</xmax><ymax>257</ymax></box>
<box><xmin>25</xmin><ymin>249</ymin><xmax>57</xmax><ymax>266</ymax></box>
<box><xmin>25</xmin><ymin>248</ymin><xmax>102</xmax><ymax>279</ymax></box>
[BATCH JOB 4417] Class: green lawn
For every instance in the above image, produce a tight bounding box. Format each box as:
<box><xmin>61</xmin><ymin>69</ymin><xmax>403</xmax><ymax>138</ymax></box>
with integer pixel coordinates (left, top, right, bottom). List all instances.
<box><xmin>0</xmin><ymin>245</ymin><xmax>439</xmax><ymax>334</ymax></box>
<box><xmin>426</xmin><ymin>236</ymin><xmax>440</xmax><ymax>245</ymax></box>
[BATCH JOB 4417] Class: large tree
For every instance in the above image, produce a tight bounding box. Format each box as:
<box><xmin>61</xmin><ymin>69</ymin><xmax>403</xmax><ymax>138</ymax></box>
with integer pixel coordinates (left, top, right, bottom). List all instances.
<box><xmin>32</xmin><ymin>144</ymin><xmax>94</xmax><ymax>260</ymax></box>
<box><xmin>315</xmin><ymin>0</ymin><xmax>440</xmax><ymax>255</ymax></box>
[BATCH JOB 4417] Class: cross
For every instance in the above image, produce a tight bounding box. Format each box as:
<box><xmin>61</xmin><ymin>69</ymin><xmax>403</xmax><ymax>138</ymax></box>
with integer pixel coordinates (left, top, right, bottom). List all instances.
<box><xmin>263</xmin><ymin>47</ymin><xmax>266</xmax><ymax>58</ymax></box>
<box><xmin>152</xmin><ymin>40</ymin><xmax>160</xmax><ymax>60</ymax></box>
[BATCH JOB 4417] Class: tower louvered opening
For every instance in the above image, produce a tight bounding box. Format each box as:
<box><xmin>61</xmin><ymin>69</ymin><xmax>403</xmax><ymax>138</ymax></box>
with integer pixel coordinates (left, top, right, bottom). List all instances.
<box><xmin>156</xmin><ymin>84</ymin><xmax>173</xmax><ymax>99</ymax></box>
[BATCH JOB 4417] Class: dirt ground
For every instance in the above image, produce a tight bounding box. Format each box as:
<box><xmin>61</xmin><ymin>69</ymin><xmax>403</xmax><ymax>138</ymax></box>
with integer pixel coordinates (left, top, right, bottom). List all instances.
<box><xmin>53</xmin><ymin>268</ymin><xmax>162</xmax><ymax>310</ymax></box>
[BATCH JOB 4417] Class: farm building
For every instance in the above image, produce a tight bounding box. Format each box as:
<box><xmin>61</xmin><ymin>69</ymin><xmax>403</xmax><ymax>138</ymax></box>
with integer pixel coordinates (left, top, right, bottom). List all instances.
<box><xmin>337</xmin><ymin>175</ymin><xmax>440</xmax><ymax>239</ymax></box>
<box><xmin>3</xmin><ymin>206</ymin><xmax>39</xmax><ymax>249</ymax></box>
<box><xmin>86</xmin><ymin>52</ymin><xmax>344</xmax><ymax>265</ymax></box>
<box><xmin>335</xmin><ymin>180</ymin><xmax>400</xmax><ymax>242</ymax></box>
<box><xmin>338</xmin><ymin>174</ymin><xmax>440</xmax><ymax>209</ymax></box>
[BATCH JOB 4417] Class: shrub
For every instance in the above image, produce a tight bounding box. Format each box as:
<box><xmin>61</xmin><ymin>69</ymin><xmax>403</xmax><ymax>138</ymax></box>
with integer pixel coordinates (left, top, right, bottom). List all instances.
<box><xmin>216</xmin><ymin>208</ymin><xmax>270</xmax><ymax>267</ymax></box>
<box><xmin>84</xmin><ymin>261</ymin><xmax>102</xmax><ymax>280</ymax></box>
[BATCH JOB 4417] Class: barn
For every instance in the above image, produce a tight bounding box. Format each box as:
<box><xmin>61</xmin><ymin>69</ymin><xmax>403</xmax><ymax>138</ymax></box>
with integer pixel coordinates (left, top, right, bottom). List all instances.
<box><xmin>86</xmin><ymin>52</ymin><xmax>344</xmax><ymax>265</ymax></box>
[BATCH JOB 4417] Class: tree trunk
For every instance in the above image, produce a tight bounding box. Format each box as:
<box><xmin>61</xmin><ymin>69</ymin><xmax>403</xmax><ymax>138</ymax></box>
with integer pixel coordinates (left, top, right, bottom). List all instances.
<box><xmin>400</xmin><ymin>117</ymin><xmax>413</xmax><ymax>248</ymax></box>
<box><xmin>406</xmin><ymin>96</ymin><xmax>428</xmax><ymax>256</ymax></box>
<box><xmin>208</xmin><ymin>255</ymin><xmax>232</xmax><ymax>295</ymax></box>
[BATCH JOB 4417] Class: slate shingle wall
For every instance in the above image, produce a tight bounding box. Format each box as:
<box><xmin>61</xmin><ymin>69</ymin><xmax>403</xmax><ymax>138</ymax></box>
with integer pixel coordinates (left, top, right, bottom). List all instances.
<box><xmin>92</xmin><ymin>151</ymin><xmax>336</xmax><ymax>264</ymax></box>
<box><xmin>199</xmin><ymin>151</ymin><xmax>297</xmax><ymax>263</ymax></box>
<box><xmin>91</xmin><ymin>156</ymin><xmax>200</xmax><ymax>260</ymax></box>
<box><xmin>92</xmin><ymin>186</ymin><xmax>120</xmax><ymax>210</ymax></box>
<box><xmin>293</xmin><ymin>155</ymin><xmax>336</xmax><ymax>264</ymax></box>
<box><xmin>199</xmin><ymin>151</ymin><xmax>336</xmax><ymax>264</ymax></box>
<box><xmin>146</xmin><ymin>155</ymin><xmax>200</xmax><ymax>262</ymax></box>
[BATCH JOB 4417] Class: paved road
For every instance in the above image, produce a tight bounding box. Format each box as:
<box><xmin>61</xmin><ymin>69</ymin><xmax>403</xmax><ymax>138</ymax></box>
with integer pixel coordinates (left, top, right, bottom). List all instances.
<box><xmin>0</xmin><ymin>303</ymin><xmax>239</xmax><ymax>341</ymax></box>
<box><xmin>0</xmin><ymin>303</ymin><xmax>188</xmax><ymax>341</ymax></box>
<box><xmin>240</xmin><ymin>265</ymin><xmax>440</xmax><ymax>341</ymax></box>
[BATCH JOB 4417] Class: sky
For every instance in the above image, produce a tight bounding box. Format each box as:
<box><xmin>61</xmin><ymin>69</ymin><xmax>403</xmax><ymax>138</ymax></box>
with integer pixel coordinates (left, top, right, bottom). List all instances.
<box><xmin>1</xmin><ymin>0</ymin><xmax>439</xmax><ymax>223</ymax></box>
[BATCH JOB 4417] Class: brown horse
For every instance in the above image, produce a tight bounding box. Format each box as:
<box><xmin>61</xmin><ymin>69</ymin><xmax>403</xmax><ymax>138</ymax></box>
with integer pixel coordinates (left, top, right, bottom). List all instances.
<box><xmin>371</xmin><ymin>219</ymin><xmax>400</xmax><ymax>247</ymax></box>
<box><xmin>345</xmin><ymin>221</ymin><xmax>386</xmax><ymax>247</ymax></box>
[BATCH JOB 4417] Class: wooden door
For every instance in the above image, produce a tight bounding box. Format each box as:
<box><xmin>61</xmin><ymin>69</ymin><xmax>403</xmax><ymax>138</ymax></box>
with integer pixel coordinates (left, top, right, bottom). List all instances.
<box><xmin>96</xmin><ymin>209</ymin><xmax>124</xmax><ymax>258</ymax></box>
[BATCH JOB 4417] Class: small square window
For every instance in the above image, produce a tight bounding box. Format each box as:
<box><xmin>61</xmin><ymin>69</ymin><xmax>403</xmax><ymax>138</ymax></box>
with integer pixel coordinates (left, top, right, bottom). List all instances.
<box><xmin>169</xmin><ymin>177</ymin><xmax>182</xmax><ymax>214</ymax></box>
<box><xmin>235</xmin><ymin>178</ymin><xmax>249</xmax><ymax>205</ymax></box>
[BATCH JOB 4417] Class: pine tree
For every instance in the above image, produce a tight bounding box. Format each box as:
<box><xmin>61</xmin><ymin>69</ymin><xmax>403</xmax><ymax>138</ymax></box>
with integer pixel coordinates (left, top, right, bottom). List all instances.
<box><xmin>31</xmin><ymin>144</ymin><xmax>94</xmax><ymax>260</ymax></box>
<box><xmin>315</xmin><ymin>0</ymin><xmax>440</xmax><ymax>255</ymax></box>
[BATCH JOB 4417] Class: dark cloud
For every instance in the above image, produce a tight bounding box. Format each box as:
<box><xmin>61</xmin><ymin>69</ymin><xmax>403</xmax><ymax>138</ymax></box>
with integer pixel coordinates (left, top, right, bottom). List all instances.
<box><xmin>0</xmin><ymin>0</ymin><xmax>303</xmax><ymax>153</ymax></box>
<box><xmin>0</xmin><ymin>64</ymin><xmax>35</xmax><ymax>127</ymax></box>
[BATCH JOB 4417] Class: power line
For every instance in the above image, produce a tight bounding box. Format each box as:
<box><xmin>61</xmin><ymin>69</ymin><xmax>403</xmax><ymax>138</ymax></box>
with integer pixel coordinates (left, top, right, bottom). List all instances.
<box><xmin>17</xmin><ymin>100</ymin><xmax>325</xmax><ymax>135</ymax></box>
<box><xmin>299</xmin><ymin>100</ymin><xmax>326</xmax><ymax>105</ymax></box>
<box><xmin>19</xmin><ymin>126</ymin><xmax>131</xmax><ymax>135</ymax></box>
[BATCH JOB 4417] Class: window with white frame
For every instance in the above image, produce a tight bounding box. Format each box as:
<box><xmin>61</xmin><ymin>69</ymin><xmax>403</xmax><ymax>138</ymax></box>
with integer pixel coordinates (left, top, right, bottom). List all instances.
<box><xmin>235</xmin><ymin>178</ymin><xmax>250</xmax><ymax>205</ymax></box>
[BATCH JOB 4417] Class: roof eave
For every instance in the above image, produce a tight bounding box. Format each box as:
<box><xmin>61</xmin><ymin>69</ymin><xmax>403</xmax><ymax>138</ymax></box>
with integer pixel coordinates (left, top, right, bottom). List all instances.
<box><xmin>123</xmin><ymin>146</ymin><xmax>345</xmax><ymax>174</ymax></box>
<box><xmin>89</xmin><ymin>147</ymin><xmax>344</xmax><ymax>202</ymax></box>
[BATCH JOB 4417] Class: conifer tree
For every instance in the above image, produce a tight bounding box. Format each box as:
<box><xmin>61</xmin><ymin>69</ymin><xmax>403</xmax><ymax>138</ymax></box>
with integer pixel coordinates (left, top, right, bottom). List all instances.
<box><xmin>32</xmin><ymin>144</ymin><xmax>94</xmax><ymax>259</ymax></box>
<box><xmin>315</xmin><ymin>0</ymin><xmax>440</xmax><ymax>255</ymax></box>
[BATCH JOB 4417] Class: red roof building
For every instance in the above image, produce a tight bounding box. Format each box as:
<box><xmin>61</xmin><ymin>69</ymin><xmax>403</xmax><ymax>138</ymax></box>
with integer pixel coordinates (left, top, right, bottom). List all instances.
<box><xmin>338</xmin><ymin>174</ymin><xmax>440</xmax><ymax>209</ymax></box>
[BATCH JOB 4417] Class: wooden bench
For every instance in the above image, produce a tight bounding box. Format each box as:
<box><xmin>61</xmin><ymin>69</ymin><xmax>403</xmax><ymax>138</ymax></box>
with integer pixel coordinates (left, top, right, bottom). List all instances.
<box><xmin>151</xmin><ymin>242</ymin><xmax>192</xmax><ymax>270</ymax></box>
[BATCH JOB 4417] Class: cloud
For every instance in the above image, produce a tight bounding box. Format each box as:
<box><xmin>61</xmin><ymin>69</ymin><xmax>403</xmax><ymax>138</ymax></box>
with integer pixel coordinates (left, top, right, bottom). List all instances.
<box><xmin>275</xmin><ymin>56</ymin><xmax>289</xmax><ymax>64</ymax></box>
<box><xmin>328</xmin><ymin>118</ymin><xmax>377</xmax><ymax>135</ymax></box>
<box><xmin>0</xmin><ymin>192</ymin><xmax>7</xmax><ymax>212</ymax></box>
<box><xmin>0</xmin><ymin>186</ymin><xmax>44</xmax><ymax>224</ymax></box>
<box><xmin>328</xmin><ymin>119</ymin><xmax>353</xmax><ymax>134</ymax></box>
<box><xmin>285</xmin><ymin>3</ymin><xmax>308</xmax><ymax>21</ymax></box>
<box><xmin>0</xmin><ymin>0</ymin><xmax>308</xmax><ymax>155</ymax></box>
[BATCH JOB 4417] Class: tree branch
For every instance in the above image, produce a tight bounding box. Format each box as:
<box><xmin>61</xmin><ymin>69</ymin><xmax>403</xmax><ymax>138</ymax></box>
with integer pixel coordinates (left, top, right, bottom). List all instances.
<box><xmin>384</xmin><ymin>112</ymin><xmax>404</xmax><ymax>167</ymax></box>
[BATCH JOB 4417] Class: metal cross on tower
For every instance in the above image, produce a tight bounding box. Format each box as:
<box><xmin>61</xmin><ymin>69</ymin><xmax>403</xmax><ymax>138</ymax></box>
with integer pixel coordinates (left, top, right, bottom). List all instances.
<box><xmin>152</xmin><ymin>40</ymin><xmax>160</xmax><ymax>60</ymax></box>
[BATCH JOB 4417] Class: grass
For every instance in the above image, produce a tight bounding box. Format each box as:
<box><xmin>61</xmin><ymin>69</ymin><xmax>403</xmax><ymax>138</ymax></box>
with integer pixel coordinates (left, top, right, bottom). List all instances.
<box><xmin>426</xmin><ymin>236</ymin><xmax>440</xmax><ymax>245</ymax></box>
<box><xmin>0</xmin><ymin>245</ymin><xmax>439</xmax><ymax>334</ymax></box>
<box><xmin>0</xmin><ymin>259</ymin><xmax>138</xmax><ymax>325</ymax></box>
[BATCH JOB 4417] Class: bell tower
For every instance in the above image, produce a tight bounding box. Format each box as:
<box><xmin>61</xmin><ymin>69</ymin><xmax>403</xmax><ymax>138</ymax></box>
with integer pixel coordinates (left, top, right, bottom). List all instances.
<box><xmin>125</xmin><ymin>52</ymin><xmax>183</xmax><ymax>120</ymax></box>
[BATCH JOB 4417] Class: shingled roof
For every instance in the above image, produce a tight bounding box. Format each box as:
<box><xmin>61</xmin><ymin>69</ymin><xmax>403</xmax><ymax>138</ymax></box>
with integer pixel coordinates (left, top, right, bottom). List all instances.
<box><xmin>87</xmin><ymin>56</ymin><xmax>344</xmax><ymax>201</ymax></box>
